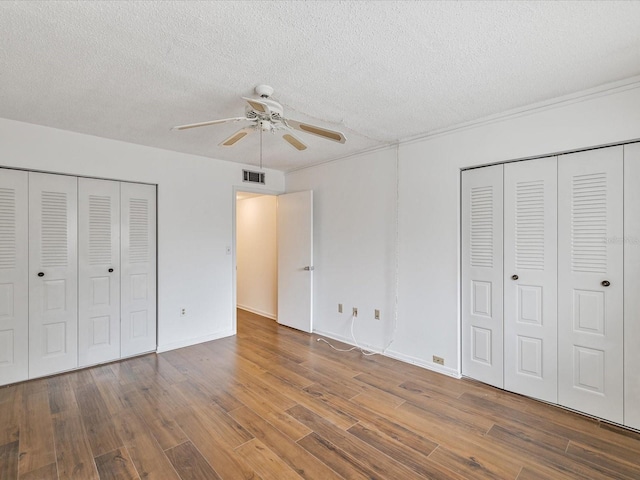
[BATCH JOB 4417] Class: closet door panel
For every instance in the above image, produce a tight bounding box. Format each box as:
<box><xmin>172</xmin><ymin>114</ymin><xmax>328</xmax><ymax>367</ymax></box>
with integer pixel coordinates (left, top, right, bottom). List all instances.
<box><xmin>78</xmin><ymin>178</ymin><xmax>121</xmax><ymax>367</ymax></box>
<box><xmin>121</xmin><ymin>182</ymin><xmax>156</xmax><ymax>357</ymax></box>
<box><xmin>0</xmin><ymin>169</ymin><xmax>29</xmax><ymax>386</ymax></box>
<box><xmin>29</xmin><ymin>172</ymin><xmax>78</xmax><ymax>378</ymax></box>
<box><xmin>504</xmin><ymin>157</ymin><xmax>558</xmax><ymax>403</ymax></box>
<box><xmin>462</xmin><ymin>165</ymin><xmax>504</xmax><ymax>388</ymax></box>
<box><xmin>558</xmin><ymin>146</ymin><xmax>623</xmax><ymax>424</ymax></box>
<box><xmin>624</xmin><ymin>142</ymin><xmax>640</xmax><ymax>430</ymax></box>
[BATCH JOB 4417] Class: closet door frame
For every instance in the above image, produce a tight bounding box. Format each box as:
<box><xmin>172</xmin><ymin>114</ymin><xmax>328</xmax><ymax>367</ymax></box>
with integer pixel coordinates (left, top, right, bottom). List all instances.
<box><xmin>623</xmin><ymin>142</ymin><xmax>640</xmax><ymax>430</ymax></box>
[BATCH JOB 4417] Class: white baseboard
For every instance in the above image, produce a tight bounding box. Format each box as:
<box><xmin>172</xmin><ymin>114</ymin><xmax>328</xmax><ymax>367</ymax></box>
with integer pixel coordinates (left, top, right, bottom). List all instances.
<box><xmin>237</xmin><ymin>304</ymin><xmax>277</xmax><ymax>320</ymax></box>
<box><xmin>384</xmin><ymin>349</ymin><xmax>461</xmax><ymax>379</ymax></box>
<box><xmin>313</xmin><ymin>328</ymin><xmax>461</xmax><ymax>379</ymax></box>
<box><xmin>156</xmin><ymin>329</ymin><xmax>235</xmax><ymax>353</ymax></box>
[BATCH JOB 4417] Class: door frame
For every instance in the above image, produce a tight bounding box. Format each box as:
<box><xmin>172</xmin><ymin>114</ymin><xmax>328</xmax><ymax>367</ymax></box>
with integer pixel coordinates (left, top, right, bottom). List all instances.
<box><xmin>231</xmin><ymin>185</ymin><xmax>284</xmax><ymax>334</ymax></box>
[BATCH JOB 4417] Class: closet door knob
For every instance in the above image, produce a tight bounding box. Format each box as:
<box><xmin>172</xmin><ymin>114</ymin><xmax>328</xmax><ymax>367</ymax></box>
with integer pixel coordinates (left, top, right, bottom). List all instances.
<box><xmin>108</xmin><ymin>268</ymin><xmax>114</xmax><ymax>273</ymax></box>
<box><xmin>601</xmin><ymin>280</ymin><xmax>610</xmax><ymax>287</ymax></box>
<box><xmin>37</xmin><ymin>272</ymin><xmax>44</xmax><ymax>277</ymax></box>
<box><xmin>511</xmin><ymin>275</ymin><xmax>519</xmax><ymax>280</ymax></box>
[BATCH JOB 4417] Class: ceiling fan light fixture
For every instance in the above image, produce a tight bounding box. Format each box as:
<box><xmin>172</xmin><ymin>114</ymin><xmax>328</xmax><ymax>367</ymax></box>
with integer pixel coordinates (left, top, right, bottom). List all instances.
<box><xmin>172</xmin><ymin>85</ymin><xmax>347</xmax><ymax>156</ymax></box>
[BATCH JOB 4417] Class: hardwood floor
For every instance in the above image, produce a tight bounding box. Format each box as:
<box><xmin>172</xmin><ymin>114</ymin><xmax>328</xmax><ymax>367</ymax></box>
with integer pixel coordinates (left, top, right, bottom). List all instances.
<box><xmin>2</xmin><ymin>309</ymin><xmax>640</xmax><ymax>479</ymax></box>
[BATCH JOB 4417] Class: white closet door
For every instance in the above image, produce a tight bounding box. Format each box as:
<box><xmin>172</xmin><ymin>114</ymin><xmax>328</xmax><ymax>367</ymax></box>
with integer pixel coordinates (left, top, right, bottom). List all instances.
<box><xmin>78</xmin><ymin>178</ymin><xmax>121</xmax><ymax>367</ymax></box>
<box><xmin>0</xmin><ymin>169</ymin><xmax>29</xmax><ymax>386</ymax></box>
<box><xmin>121</xmin><ymin>182</ymin><xmax>156</xmax><ymax>357</ymax></box>
<box><xmin>277</xmin><ymin>190</ymin><xmax>314</xmax><ymax>333</ymax></box>
<box><xmin>29</xmin><ymin>172</ymin><xmax>78</xmax><ymax>378</ymax></box>
<box><xmin>462</xmin><ymin>165</ymin><xmax>504</xmax><ymax>388</ymax></box>
<box><xmin>504</xmin><ymin>158</ymin><xmax>558</xmax><ymax>403</ymax></box>
<box><xmin>624</xmin><ymin>142</ymin><xmax>640</xmax><ymax>430</ymax></box>
<box><xmin>558</xmin><ymin>146</ymin><xmax>624</xmax><ymax>424</ymax></box>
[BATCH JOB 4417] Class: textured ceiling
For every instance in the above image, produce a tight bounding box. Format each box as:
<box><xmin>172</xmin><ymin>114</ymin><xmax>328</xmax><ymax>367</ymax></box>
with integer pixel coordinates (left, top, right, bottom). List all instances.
<box><xmin>1</xmin><ymin>1</ymin><xmax>640</xmax><ymax>171</ymax></box>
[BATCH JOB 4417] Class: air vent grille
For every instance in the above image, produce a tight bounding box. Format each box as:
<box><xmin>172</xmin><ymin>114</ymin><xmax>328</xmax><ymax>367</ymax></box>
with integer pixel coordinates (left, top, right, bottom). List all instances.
<box><xmin>243</xmin><ymin>170</ymin><xmax>265</xmax><ymax>184</ymax></box>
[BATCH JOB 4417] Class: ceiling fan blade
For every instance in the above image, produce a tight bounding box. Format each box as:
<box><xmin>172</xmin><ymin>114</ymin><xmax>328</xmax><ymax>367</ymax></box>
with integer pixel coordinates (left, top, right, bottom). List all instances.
<box><xmin>242</xmin><ymin>97</ymin><xmax>272</xmax><ymax>115</ymax></box>
<box><xmin>286</xmin><ymin>119</ymin><xmax>346</xmax><ymax>144</ymax></box>
<box><xmin>172</xmin><ymin>117</ymin><xmax>248</xmax><ymax>131</ymax></box>
<box><xmin>282</xmin><ymin>133</ymin><xmax>307</xmax><ymax>151</ymax></box>
<box><xmin>219</xmin><ymin>126</ymin><xmax>255</xmax><ymax>147</ymax></box>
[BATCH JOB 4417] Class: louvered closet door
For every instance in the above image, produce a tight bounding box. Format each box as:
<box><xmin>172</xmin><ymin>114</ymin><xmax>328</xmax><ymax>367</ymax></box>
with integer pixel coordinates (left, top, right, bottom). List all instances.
<box><xmin>462</xmin><ymin>165</ymin><xmax>504</xmax><ymax>388</ymax></box>
<box><xmin>558</xmin><ymin>146</ymin><xmax>624</xmax><ymax>424</ymax></box>
<box><xmin>121</xmin><ymin>182</ymin><xmax>156</xmax><ymax>357</ymax></box>
<box><xmin>0</xmin><ymin>169</ymin><xmax>28</xmax><ymax>386</ymax></box>
<box><xmin>623</xmin><ymin>142</ymin><xmax>640</xmax><ymax>430</ymax></box>
<box><xmin>29</xmin><ymin>172</ymin><xmax>78</xmax><ymax>378</ymax></box>
<box><xmin>504</xmin><ymin>158</ymin><xmax>557</xmax><ymax>403</ymax></box>
<box><xmin>78</xmin><ymin>178</ymin><xmax>121</xmax><ymax>367</ymax></box>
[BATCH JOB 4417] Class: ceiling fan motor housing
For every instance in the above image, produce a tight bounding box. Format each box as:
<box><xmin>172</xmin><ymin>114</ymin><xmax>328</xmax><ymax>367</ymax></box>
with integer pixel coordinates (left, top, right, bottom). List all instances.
<box><xmin>255</xmin><ymin>84</ymin><xmax>274</xmax><ymax>98</ymax></box>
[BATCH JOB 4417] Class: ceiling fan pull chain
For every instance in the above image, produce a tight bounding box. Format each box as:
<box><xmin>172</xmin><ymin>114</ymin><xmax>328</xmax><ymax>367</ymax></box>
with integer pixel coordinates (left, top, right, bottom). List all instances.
<box><xmin>260</xmin><ymin>127</ymin><xmax>263</xmax><ymax>170</ymax></box>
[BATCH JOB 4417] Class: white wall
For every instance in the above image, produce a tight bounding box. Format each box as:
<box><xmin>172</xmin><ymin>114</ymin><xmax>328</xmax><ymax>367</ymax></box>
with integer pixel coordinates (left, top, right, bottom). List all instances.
<box><xmin>236</xmin><ymin>194</ymin><xmax>278</xmax><ymax>319</ymax></box>
<box><xmin>286</xmin><ymin>148</ymin><xmax>398</xmax><ymax>351</ymax></box>
<box><xmin>0</xmin><ymin>118</ymin><xmax>285</xmax><ymax>352</ymax></box>
<box><xmin>395</xmin><ymin>83</ymin><xmax>640</xmax><ymax>375</ymax></box>
<box><xmin>286</xmin><ymin>82</ymin><xmax>640</xmax><ymax>378</ymax></box>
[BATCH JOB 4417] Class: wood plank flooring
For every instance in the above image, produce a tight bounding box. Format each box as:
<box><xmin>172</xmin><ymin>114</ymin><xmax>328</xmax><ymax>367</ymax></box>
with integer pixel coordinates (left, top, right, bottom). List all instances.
<box><xmin>1</xmin><ymin>308</ymin><xmax>640</xmax><ymax>479</ymax></box>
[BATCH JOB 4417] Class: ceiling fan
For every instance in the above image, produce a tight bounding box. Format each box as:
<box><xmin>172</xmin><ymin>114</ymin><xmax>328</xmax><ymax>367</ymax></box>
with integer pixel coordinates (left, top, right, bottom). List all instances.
<box><xmin>172</xmin><ymin>85</ymin><xmax>347</xmax><ymax>152</ymax></box>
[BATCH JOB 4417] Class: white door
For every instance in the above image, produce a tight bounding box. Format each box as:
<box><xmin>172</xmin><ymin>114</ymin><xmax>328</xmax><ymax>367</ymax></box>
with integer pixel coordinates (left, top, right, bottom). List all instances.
<box><xmin>624</xmin><ymin>142</ymin><xmax>640</xmax><ymax>430</ymax></box>
<box><xmin>558</xmin><ymin>146</ymin><xmax>624</xmax><ymax>424</ymax></box>
<box><xmin>504</xmin><ymin>157</ymin><xmax>558</xmax><ymax>403</ymax></box>
<box><xmin>29</xmin><ymin>172</ymin><xmax>78</xmax><ymax>378</ymax></box>
<box><xmin>121</xmin><ymin>182</ymin><xmax>157</xmax><ymax>357</ymax></box>
<box><xmin>0</xmin><ymin>169</ymin><xmax>29</xmax><ymax>386</ymax></box>
<box><xmin>78</xmin><ymin>178</ymin><xmax>121</xmax><ymax>367</ymax></box>
<box><xmin>277</xmin><ymin>190</ymin><xmax>313</xmax><ymax>333</ymax></box>
<box><xmin>462</xmin><ymin>165</ymin><xmax>504</xmax><ymax>388</ymax></box>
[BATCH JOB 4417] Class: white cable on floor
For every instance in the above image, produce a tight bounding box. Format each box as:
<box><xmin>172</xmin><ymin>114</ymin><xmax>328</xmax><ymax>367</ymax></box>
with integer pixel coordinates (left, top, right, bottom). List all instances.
<box><xmin>317</xmin><ymin>314</ymin><xmax>377</xmax><ymax>356</ymax></box>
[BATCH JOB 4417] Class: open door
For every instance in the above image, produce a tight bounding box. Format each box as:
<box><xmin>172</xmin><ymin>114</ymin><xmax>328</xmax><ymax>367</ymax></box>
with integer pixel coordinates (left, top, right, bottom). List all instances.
<box><xmin>277</xmin><ymin>190</ymin><xmax>313</xmax><ymax>333</ymax></box>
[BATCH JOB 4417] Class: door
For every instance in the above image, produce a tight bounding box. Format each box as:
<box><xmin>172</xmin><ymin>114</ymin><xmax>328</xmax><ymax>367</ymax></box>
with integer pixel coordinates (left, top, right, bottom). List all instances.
<box><xmin>624</xmin><ymin>142</ymin><xmax>640</xmax><ymax>430</ymax></box>
<box><xmin>78</xmin><ymin>178</ymin><xmax>121</xmax><ymax>367</ymax></box>
<box><xmin>29</xmin><ymin>172</ymin><xmax>78</xmax><ymax>378</ymax></box>
<box><xmin>0</xmin><ymin>169</ymin><xmax>29</xmax><ymax>386</ymax></box>
<box><xmin>121</xmin><ymin>182</ymin><xmax>157</xmax><ymax>357</ymax></box>
<box><xmin>461</xmin><ymin>165</ymin><xmax>504</xmax><ymax>388</ymax></box>
<box><xmin>558</xmin><ymin>146</ymin><xmax>624</xmax><ymax>424</ymax></box>
<box><xmin>277</xmin><ymin>190</ymin><xmax>313</xmax><ymax>333</ymax></box>
<box><xmin>504</xmin><ymin>157</ymin><xmax>558</xmax><ymax>403</ymax></box>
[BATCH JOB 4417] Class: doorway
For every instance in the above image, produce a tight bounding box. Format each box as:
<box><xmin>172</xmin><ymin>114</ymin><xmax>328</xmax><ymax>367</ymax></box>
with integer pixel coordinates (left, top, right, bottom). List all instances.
<box><xmin>235</xmin><ymin>191</ymin><xmax>278</xmax><ymax>324</ymax></box>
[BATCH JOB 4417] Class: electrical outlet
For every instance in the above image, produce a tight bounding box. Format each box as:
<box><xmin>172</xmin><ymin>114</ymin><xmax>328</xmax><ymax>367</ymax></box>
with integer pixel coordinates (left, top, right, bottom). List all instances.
<box><xmin>180</xmin><ymin>308</ymin><xmax>186</xmax><ymax>317</ymax></box>
<box><xmin>374</xmin><ymin>309</ymin><xmax>380</xmax><ymax>320</ymax></box>
<box><xmin>338</xmin><ymin>303</ymin><xmax>343</xmax><ymax>313</ymax></box>
<box><xmin>433</xmin><ymin>355</ymin><xmax>444</xmax><ymax>366</ymax></box>
<box><xmin>352</xmin><ymin>307</ymin><xmax>358</xmax><ymax>317</ymax></box>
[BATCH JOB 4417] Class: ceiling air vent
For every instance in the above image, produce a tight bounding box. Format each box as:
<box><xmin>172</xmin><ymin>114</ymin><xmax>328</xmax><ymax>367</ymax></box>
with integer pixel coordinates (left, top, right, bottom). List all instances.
<box><xmin>243</xmin><ymin>169</ymin><xmax>265</xmax><ymax>184</ymax></box>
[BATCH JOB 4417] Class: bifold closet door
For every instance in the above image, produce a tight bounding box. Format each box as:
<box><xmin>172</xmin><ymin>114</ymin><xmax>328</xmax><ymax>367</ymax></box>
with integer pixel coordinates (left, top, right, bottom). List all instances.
<box><xmin>624</xmin><ymin>142</ymin><xmax>640</xmax><ymax>430</ymax></box>
<box><xmin>78</xmin><ymin>178</ymin><xmax>121</xmax><ymax>367</ymax></box>
<box><xmin>29</xmin><ymin>172</ymin><xmax>78</xmax><ymax>378</ymax></box>
<box><xmin>121</xmin><ymin>182</ymin><xmax>156</xmax><ymax>357</ymax></box>
<box><xmin>462</xmin><ymin>165</ymin><xmax>504</xmax><ymax>388</ymax></box>
<box><xmin>0</xmin><ymin>169</ymin><xmax>28</xmax><ymax>386</ymax></box>
<box><xmin>504</xmin><ymin>157</ymin><xmax>558</xmax><ymax>403</ymax></box>
<box><xmin>558</xmin><ymin>146</ymin><xmax>624</xmax><ymax>424</ymax></box>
